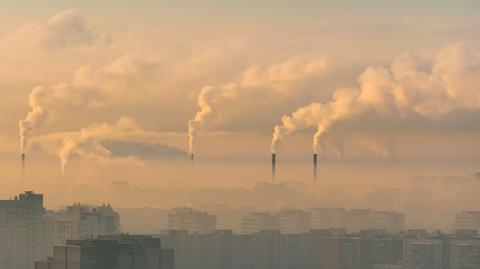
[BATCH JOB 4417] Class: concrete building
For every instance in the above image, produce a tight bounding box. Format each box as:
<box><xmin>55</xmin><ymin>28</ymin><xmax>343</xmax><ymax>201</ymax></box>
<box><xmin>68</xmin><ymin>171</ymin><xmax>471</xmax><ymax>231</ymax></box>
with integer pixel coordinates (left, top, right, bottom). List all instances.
<box><xmin>241</xmin><ymin>212</ymin><xmax>277</xmax><ymax>234</ymax></box>
<box><xmin>240</xmin><ymin>208</ymin><xmax>404</xmax><ymax>235</ymax></box>
<box><xmin>403</xmin><ymin>238</ymin><xmax>444</xmax><ymax>269</ymax></box>
<box><xmin>455</xmin><ymin>211</ymin><xmax>480</xmax><ymax>232</ymax></box>
<box><xmin>449</xmin><ymin>238</ymin><xmax>480</xmax><ymax>269</ymax></box>
<box><xmin>0</xmin><ymin>191</ymin><xmax>46</xmax><ymax>269</ymax></box>
<box><xmin>35</xmin><ymin>259</ymin><xmax>53</xmax><ymax>269</ymax></box>
<box><xmin>43</xmin><ymin>235</ymin><xmax>174</xmax><ymax>269</ymax></box>
<box><xmin>373</xmin><ymin>265</ymin><xmax>402</xmax><ymax>269</ymax></box>
<box><xmin>44</xmin><ymin>203</ymin><xmax>120</xmax><ymax>256</ymax></box>
<box><xmin>347</xmin><ymin>209</ymin><xmax>371</xmax><ymax>232</ymax></box>
<box><xmin>160</xmin><ymin>230</ymin><xmax>190</xmax><ymax>269</ymax></box>
<box><xmin>367</xmin><ymin>211</ymin><xmax>405</xmax><ymax>233</ymax></box>
<box><xmin>159</xmin><ymin>229</ymin><xmax>406</xmax><ymax>269</ymax></box>
<box><xmin>309</xmin><ymin>208</ymin><xmax>346</xmax><ymax>229</ymax></box>
<box><xmin>276</xmin><ymin>209</ymin><xmax>310</xmax><ymax>234</ymax></box>
<box><xmin>168</xmin><ymin>207</ymin><xmax>216</xmax><ymax>234</ymax></box>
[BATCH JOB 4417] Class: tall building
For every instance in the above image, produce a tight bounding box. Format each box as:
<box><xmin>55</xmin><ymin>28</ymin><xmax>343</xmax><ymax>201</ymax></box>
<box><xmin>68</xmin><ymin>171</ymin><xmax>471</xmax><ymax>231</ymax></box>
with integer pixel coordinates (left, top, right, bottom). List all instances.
<box><xmin>361</xmin><ymin>238</ymin><xmax>403</xmax><ymax>268</ymax></box>
<box><xmin>160</xmin><ymin>229</ymin><xmax>406</xmax><ymax>269</ymax></box>
<box><xmin>347</xmin><ymin>209</ymin><xmax>371</xmax><ymax>232</ymax></box>
<box><xmin>309</xmin><ymin>208</ymin><xmax>346</xmax><ymax>229</ymax></box>
<box><xmin>367</xmin><ymin>211</ymin><xmax>405</xmax><ymax>233</ymax></box>
<box><xmin>42</xmin><ymin>235</ymin><xmax>174</xmax><ymax>269</ymax></box>
<box><xmin>44</xmin><ymin>203</ymin><xmax>120</xmax><ymax>256</ymax></box>
<box><xmin>449</xmin><ymin>238</ymin><xmax>480</xmax><ymax>269</ymax></box>
<box><xmin>403</xmin><ymin>238</ymin><xmax>444</xmax><ymax>269</ymax></box>
<box><xmin>241</xmin><ymin>212</ymin><xmax>277</xmax><ymax>234</ymax></box>
<box><xmin>455</xmin><ymin>211</ymin><xmax>480</xmax><ymax>232</ymax></box>
<box><xmin>168</xmin><ymin>207</ymin><xmax>216</xmax><ymax>234</ymax></box>
<box><xmin>0</xmin><ymin>191</ymin><xmax>46</xmax><ymax>269</ymax></box>
<box><xmin>276</xmin><ymin>209</ymin><xmax>310</xmax><ymax>234</ymax></box>
<box><xmin>34</xmin><ymin>258</ymin><xmax>53</xmax><ymax>269</ymax></box>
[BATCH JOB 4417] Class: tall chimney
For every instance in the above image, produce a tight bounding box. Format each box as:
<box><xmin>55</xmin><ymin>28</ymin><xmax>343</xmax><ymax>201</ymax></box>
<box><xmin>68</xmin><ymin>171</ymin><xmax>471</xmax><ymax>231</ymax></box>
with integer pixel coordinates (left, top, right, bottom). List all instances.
<box><xmin>21</xmin><ymin>153</ymin><xmax>25</xmax><ymax>176</ymax></box>
<box><xmin>190</xmin><ymin>153</ymin><xmax>194</xmax><ymax>162</ymax></box>
<box><xmin>313</xmin><ymin>153</ymin><xmax>318</xmax><ymax>180</ymax></box>
<box><xmin>271</xmin><ymin>153</ymin><xmax>276</xmax><ymax>180</ymax></box>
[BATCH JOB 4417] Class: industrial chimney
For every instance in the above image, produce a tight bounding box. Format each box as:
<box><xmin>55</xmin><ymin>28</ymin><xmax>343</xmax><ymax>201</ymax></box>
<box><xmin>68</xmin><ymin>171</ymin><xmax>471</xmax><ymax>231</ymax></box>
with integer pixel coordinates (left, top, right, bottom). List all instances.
<box><xmin>190</xmin><ymin>153</ymin><xmax>194</xmax><ymax>162</ymax></box>
<box><xmin>271</xmin><ymin>153</ymin><xmax>276</xmax><ymax>180</ymax></box>
<box><xmin>21</xmin><ymin>153</ymin><xmax>25</xmax><ymax>176</ymax></box>
<box><xmin>313</xmin><ymin>153</ymin><xmax>318</xmax><ymax>180</ymax></box>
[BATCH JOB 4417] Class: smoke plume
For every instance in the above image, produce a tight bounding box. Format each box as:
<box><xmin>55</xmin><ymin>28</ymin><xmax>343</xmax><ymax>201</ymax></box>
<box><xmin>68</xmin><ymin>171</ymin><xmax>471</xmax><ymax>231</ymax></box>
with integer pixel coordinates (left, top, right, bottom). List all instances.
<box><xmin>272</xmin><ymin>44</ymin><xmax>480</xmax><ymax>154</ymax></box>
<box><xmin>271</xmin><ymin>87</ymin><xmax>359</xmax><ymax>153</ymax></box>
<box><xmin>18</xmin><ymin>55</ymin><xmax>158</xmax><ymax>154</ymax></box>
<box><xmin>188</xmin><ymin>55</ymin><xmax>328</xmax><ymax>154</ymax></box>
<box><xmin>59</xmin><ymin>117</ymin><xmax>135</xmax><ymax>174</ymax></box>
<box><xmin>322</xmin><ymin>132</ymin><xmax>396</xmax><ymax>160</ymax></box>
<box><xmin>58</xmin><ymin>117</ymin><xmax>186</xmax><ymax>175</ymax></box>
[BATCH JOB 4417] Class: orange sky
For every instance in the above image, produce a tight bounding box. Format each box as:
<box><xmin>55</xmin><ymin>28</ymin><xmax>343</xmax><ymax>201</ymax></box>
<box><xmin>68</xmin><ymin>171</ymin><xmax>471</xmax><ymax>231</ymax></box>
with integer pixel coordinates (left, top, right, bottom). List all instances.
<box><xmin>0</xmin><ymin>1</ymin><xmax>480</xmax><ymax>211</ymax></box>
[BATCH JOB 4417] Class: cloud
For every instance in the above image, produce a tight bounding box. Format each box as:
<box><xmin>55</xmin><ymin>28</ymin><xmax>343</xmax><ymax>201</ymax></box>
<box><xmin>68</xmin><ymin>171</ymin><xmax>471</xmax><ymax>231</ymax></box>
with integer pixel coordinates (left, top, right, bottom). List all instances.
<box><xmin>272</xmin><ymin>43</ymin><xmax>480</xmax><ymax>155</ymax></box>
<box><xmin>3</xmin><ymin>10</ymin><xmax>98</xmax><ymax>50</ymax></box>
<box><xmin>320</xmin><ymin>131</ymin><xmax>397</xmax><ymax>160</ymax></box>
<box><xmin>58</xmin><ymin>117</ymin><xmax>184</xmax><ymax>174</ymax></box>
<box><xmin>102</xmin><ymin>140</ymin><xmax>188</xmax><ymax>160</ymax></box>
<box><xmin>241</xmin><ymin>55</ymin><xmax>328</xmax><ymax>90</ymax></box>
<box><xmin>18</xmin><ymin>54</ymin><xmax>159</xmax><ymax>153</ymax></box>
<box><xmin>188</xmin><ymin>54</ymin><xmax>328</xmax><ymax>153</ymax></box>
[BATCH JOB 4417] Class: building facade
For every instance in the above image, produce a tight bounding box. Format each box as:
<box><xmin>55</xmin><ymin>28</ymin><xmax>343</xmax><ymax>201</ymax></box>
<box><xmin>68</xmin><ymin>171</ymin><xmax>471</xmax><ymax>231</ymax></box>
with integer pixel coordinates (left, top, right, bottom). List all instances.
<box><xmin>168</xmin><ymin>207</ymin><xmax>216</xmax><ymax>234</ymax></box>
<box><xmin>40</xmin><ymin>235</ymin><xmax>174</xmax><ymax>269</ymax></box>
<box><xmin>0</xmin><ymin>191</ymin><xmax>46</xmax><ymax>269</ymax></box>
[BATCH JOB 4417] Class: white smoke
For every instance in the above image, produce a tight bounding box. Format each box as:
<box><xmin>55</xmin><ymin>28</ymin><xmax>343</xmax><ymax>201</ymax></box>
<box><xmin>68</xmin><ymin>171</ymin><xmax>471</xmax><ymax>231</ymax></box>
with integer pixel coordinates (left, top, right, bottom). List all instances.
<box><xmin>272</xmin><ymin>44</ymin><xmax>480</xmax><ymax>154</ymax></box>
<box><xmin>59</xmin><ymin>117</ymin><xmax>157</xmax><ymax>175</ymax></box>
<box><xmin>18</xmin><ymin>54</ymin><xmax>158</xmax><ymax>154</ymax></box>
<box><xmin>271</xmin><ymin>87</ymin><xmax>359</xmax><ymax>153</ymax></box>
<box><xmin>324</xmin><ymin>133</ymin><xmax>396</xmax><ymax>160</ymax></box>
<box><xmin>188</xmin><ymin>55</ymin><xmax>328</xmax><ymax>154</ymax></box>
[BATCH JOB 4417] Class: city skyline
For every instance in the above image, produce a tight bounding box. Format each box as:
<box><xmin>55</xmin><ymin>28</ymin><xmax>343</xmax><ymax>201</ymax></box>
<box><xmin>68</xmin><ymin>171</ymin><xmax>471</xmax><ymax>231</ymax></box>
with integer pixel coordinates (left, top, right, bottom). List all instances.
<box><xmin>1</xmin><ymin>2</ymin><xmax>480</xmax><ymax>267</ymax></box>
<box><xmin>2</xmin><ymin>190</ymin><xmax>480</xmax><ymax>269</ymax></box>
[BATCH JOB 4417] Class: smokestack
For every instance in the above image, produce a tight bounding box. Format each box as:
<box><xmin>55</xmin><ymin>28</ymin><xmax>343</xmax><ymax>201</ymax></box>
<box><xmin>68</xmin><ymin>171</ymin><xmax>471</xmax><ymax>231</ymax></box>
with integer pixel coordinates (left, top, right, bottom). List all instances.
<box><xmin>271</xmin><ymin>153</ymin><xmax>276</xmax><ymax>180</ymax></box>
<box><xmin>313</xmin><ymin>153</ymin><xmax>318</xmax><ymax>180</ymax></box>
<box><xmin>190</xmin><ymin>153</ymin><xmax>194</xmax><ymax>162</ymax></box>
<box><xmin>21</xmin><ymin>153</ymin><xmax>25</xmax><ymax>176</ymax></box>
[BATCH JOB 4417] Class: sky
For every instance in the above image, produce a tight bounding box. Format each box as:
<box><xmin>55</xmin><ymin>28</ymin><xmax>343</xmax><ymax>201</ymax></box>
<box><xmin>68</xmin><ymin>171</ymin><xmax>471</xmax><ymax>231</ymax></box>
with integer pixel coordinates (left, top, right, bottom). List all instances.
<box><xmin>1</xmin><ymin>1</ymin><xmax>480</xmax><ymax>210</ymax></box>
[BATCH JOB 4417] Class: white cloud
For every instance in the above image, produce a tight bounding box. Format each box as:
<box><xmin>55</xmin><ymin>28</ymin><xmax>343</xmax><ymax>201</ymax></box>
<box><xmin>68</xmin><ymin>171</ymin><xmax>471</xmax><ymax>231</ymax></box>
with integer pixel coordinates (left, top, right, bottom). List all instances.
<box><xmin>3</xmin><ymin>10</ymin><xmax>97</xmax><ymax>50</ymax></box>
<box><xmin>18</xmin><ymin>54</ymin><xmax>160</xmax><ymax>153</ymax></box>
<box><xmin>272</xmin><ymin>43</ymin><xmax>480</xmax><ymax>154</ymax></box>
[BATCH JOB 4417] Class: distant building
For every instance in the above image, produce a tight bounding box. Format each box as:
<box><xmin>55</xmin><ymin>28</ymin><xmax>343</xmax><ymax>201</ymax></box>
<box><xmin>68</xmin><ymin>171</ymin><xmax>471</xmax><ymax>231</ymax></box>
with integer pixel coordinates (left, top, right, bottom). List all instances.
<box><xmin>44</xmin><ymin>203</ymin><xmax>120</xmax><ymax>256</ymax></box>
<box><xmin>403</xmin><ymin>238</ymin><xmax>445</xmax><ymax>269</ymax></box>
<box><xmin>168</xmin><ymin>207</ymin><xmax>216</xmax><ymax>234</ymax></box>
<box><xmin>347</xmin><ymin>209</ymin><xmax>371</xmax><ymax>232</ymax></box>
<box><xmin>160</xmin><ymin>229</ymin><xmax>404</xmax><ymax>269</ymax></box>
<box><xmin>34</xmin><ymin>258</ymin><xmax>53</xmax><ymax>269</ymax></box>
<box><xmin>241</xmin><ymin>212</ymin><xmax>277</xmax><ymax>234</ymax></box>
<box><xmin>112</xmin><ymin>180</ymin><xmax>131</xmax><ymax>206</ymax></box>
<box><xmin>449</xmin><ymin>238</ymin><xmax>480</xmax><ymax>269</ymax></box>
<box><xmin>240</xmin><ymin>208</ymin><xmax>404</xmax><ymax>235</ymax></box>
<box><xmin>0</xmin><ymin>191</ymin><xmax>46</xmax><ymax>269</ymax></box>
<box><xmin>373</xmin><ymin>264</ymin><xmax>402</xmax><ymax>269</ymax></box>
<box><xmin>368</xmin><ymin>211</ymin><xmax>405</xmax><ymax>233</ymax></box>
<box><xmin>455</xmin><ymin>211</ymin><xmax>480</xmax><ymax>232</ymax></box>
<box><xmin>276</xmin><ymin>209</ymin><xmax>310</xmax><ymax>234</ymax></box>
<box><xmin>42</xmin><ymin>235</ymin><xmax>173</xmax><ymax>269</ymax></box>
<box><xmin>309</xmin><ymin>208</ymin><xmax>346</xmax><ymax>229</ymax></box>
